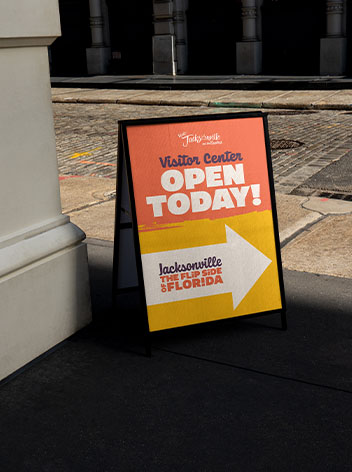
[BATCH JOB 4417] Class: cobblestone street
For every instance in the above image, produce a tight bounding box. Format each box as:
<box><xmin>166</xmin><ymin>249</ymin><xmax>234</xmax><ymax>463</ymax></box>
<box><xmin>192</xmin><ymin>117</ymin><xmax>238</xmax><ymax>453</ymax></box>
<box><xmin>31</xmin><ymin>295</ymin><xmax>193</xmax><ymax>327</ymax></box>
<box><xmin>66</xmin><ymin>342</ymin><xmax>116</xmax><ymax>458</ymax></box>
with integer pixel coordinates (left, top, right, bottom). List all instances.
<box><xmin>54</xmin><ymin>102</ymin><xmax>352</xmax><ymax>197</ymax></box>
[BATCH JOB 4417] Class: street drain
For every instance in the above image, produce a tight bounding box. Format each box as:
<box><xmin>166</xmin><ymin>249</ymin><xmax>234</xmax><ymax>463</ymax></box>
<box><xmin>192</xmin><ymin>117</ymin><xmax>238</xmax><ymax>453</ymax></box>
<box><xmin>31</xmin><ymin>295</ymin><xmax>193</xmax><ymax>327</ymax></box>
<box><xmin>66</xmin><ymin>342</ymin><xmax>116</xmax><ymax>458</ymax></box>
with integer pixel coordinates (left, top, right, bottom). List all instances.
<box><xmin>270</xmin><ymin>139</ymin><xmax>303</xmax><ymax>150</ymax></box>
<box><xmin>292</xmin><ymin>189</ymin><xmax>352</xmax><ymax>201</ymax></box>
<box><xmin>315</xmin><ymin>191</ymin><xmax>352</xmax><ymax>201</ymax></box>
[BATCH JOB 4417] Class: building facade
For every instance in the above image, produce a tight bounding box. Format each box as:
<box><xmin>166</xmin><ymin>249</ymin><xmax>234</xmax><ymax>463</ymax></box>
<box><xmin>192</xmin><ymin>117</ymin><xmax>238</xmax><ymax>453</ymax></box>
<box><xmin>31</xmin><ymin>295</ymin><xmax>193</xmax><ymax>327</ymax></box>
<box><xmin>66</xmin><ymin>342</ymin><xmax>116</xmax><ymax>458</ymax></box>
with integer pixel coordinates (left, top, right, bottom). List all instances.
<box><xmin>50</xmin><ymin>0</ymin><xmax>350</xmax><ymax>77</ymax></box>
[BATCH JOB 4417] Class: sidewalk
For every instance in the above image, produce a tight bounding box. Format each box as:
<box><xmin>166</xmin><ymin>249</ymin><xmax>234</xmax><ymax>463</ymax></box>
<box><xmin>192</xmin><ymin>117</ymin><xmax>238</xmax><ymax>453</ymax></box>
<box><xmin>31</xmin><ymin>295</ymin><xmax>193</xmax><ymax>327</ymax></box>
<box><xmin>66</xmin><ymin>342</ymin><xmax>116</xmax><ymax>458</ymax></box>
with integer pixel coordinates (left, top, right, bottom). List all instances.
<box><xmin>1</xmin><ymin>249</ymin><xmax>352</xmax><ymax>471</ymax></box>
<box><xmin>0</xmin><ymin>86</ymin><xmax>352</xmax><ymax>471</ymax></box>
<box><xmin>52</xmin><ymin>86</ymin><xmax>352</xmax><ymax>111</ymax></box>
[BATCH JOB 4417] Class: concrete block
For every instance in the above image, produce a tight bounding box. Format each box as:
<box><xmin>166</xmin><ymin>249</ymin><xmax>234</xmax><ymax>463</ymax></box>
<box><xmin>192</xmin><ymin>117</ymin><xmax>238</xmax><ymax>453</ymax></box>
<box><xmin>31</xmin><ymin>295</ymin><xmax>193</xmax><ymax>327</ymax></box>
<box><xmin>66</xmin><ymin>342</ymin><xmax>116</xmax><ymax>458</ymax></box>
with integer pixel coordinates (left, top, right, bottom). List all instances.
<box><xmin>320</xmin><ymin>37</ymin><xmax>347</xmax><ymax>75</ymax></box>
<box><xmin>153</xmin><ymin>34</ymin><xmax>176</xmax><ymax>75</ymax></box>
<box><xmin>154</xmin><ymin>21</ymin><xmax>174</xmax><ymax>35</ymax></box>
<box><xmin>0</xmin><ymin>226</ymin><xmax>91</xmax><ymax>381</ymax></box>
<box><xmin>153</xmin><ymin>34</ymin><xmax>176</xmax><ymax>63</ymax></box>
<box><xmin>86</xmin><ymin>47</ymin><xmax>111</xmax><ymax>75</ymax></box>
<box><xmin>236</xmin><ymin>41</ymin><xmax>262</xmax><ymax>75</ymax></box>
<box><xmin>153</xmin><ymin>60</ymin><xmax>177</xmax><ymax>75</ymax></box>
<box><xmin>0</xmin><ymin>0</ymin><xmax>61</xmax><ymax>44</ymax></box>
<box><xmin>153</xmin><ymin>2</ymin><xmax>173</xmax><ymax>17</ymax></box>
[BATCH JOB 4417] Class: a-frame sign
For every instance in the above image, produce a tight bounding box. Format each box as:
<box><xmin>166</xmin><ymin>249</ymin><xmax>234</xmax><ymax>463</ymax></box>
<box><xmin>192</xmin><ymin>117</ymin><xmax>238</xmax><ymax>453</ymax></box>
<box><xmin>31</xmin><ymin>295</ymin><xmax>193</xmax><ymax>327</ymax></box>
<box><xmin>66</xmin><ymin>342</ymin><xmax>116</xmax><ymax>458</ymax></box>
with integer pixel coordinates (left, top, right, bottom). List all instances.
<box><xmin>113</xmin><ymin>112</ymin><xmax>286</xmax><ymax>351</ymax></box>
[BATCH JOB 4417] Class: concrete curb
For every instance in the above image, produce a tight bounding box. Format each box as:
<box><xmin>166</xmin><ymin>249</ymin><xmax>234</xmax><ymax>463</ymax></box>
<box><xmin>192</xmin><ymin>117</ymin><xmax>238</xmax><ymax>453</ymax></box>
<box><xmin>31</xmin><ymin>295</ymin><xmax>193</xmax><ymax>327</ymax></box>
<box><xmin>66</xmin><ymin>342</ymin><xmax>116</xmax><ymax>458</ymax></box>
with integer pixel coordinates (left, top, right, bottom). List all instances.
<box><xmin>52</xmin><ymin>96</ymin><xmax>352</xmax><ymax>111</ymax></box>
<box><xmin>279</xmin><ymin>213</ymin><xmax>324</xmax><ymax>247</ymax></box>
<box><xmin>211</xmin><ymin>102</ymin><xmax>352</xmax><ymax>111</ymax></box>
<box><xmin>52</xmin><ymin>96</ymin><xmax>212</xmax><ymax>107</ymax></box>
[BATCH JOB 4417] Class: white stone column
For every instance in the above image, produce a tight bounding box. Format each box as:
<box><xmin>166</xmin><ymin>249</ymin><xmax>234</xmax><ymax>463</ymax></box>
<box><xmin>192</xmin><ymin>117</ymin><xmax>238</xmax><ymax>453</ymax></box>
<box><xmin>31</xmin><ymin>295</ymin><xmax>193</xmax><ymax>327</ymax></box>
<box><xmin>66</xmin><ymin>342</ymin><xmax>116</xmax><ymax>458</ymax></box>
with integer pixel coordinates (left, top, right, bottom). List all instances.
<box><xmin>174</xmin><ymin>0</ymin><xmax>188</xmax><ymax>74</ymax></box>
<box><xmin>152</xmin><ymin>0</ymin><xmax>177</xmax><ymax>75</ymax></box>
<box><xmin>86</xmin><ymin>0</ymin><xmax>111</xmax><ymax>75</ymax></box>
<box><xmin>0</xmin><ymin>0</ymin><xmax>91</xmax><ymax>381</ymax></box>
<box><xmin>320</xmin><ymin>0</ymin><xmax>347</xmax><ymax>75</ymax></box>
<box><xmin>236</xmin><ymin>0</ymin><xmax>262</xmax><ymax>74</ymax></box>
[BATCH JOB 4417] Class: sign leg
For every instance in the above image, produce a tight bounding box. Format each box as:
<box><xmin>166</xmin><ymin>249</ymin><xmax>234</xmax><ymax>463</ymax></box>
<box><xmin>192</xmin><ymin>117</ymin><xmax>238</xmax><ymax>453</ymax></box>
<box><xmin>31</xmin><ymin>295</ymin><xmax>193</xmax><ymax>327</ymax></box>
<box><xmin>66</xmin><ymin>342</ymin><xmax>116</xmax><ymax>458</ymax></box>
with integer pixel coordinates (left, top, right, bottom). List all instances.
<box><xmin>281</xmin><ymin>311</ymin><xmax>287</xmax><ymax>331</ymax></box>
<box><xmin>145</xmin><ymin>334</ymin><xmax>152</xmax><ymax>357</ymax></box>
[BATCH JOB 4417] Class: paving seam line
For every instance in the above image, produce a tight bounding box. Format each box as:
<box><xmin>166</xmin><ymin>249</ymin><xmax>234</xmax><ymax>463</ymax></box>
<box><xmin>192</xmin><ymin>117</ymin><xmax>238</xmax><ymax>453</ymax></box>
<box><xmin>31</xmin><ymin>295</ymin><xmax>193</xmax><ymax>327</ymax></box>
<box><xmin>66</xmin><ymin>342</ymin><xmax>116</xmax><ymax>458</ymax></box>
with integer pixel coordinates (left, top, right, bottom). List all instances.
<box><xmin>153</xmin><ymin>346</ymin><xmax>352</xmax><ymax>395</ymax></box>
<box><xmin>64</xmin><ymin>197</ymin><xmax>115</xmax><ymax>215</ymax></box>
<box><xmin>311</xmin><ymin>89</ymin><xmax>342</xmax><ymax>104</ymax></box>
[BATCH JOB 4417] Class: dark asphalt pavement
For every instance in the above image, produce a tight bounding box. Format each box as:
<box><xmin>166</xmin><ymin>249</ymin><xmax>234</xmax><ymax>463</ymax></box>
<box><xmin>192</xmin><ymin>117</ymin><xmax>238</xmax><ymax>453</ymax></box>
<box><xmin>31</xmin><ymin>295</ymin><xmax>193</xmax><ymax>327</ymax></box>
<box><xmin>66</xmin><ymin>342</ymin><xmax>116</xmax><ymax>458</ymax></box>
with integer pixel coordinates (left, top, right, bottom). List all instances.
<box><xmin>0</xmin><ymin>240</ymin><xmax>351</xmax><ymax>471</ymax></box>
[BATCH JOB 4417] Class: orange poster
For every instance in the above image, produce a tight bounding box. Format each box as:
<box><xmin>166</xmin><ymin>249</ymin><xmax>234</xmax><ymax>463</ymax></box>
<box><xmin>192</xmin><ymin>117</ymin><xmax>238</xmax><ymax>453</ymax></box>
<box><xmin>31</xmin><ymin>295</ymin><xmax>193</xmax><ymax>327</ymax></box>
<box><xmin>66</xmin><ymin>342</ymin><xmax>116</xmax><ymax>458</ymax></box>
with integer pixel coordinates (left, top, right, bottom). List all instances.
<box><xmin>120</xmin><ymin>113</ymin><xmax>284</xmax><ymax>332</ymax></box>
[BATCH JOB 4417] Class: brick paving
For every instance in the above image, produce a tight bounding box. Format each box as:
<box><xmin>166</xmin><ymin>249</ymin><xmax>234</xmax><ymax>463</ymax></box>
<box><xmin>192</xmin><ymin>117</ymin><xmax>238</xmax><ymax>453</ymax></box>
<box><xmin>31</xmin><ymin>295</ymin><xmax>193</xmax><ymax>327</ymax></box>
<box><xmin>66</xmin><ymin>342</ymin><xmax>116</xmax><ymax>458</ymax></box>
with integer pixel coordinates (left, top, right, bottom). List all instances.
<box><xmin>54</xmin><ymin>103</ymin><xmax>352</xmax><ymax>195</ymax></box>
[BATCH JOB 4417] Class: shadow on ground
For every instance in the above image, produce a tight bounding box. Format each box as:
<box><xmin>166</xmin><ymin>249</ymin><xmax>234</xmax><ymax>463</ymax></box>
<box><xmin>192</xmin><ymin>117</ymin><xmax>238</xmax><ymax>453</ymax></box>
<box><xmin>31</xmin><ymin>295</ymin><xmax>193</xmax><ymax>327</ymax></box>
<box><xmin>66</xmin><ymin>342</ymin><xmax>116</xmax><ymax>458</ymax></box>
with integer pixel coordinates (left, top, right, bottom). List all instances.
<box><xmin>0</xmin><ymin>239</ymin><xmax>351</xmax><ymax>471</ymax></box>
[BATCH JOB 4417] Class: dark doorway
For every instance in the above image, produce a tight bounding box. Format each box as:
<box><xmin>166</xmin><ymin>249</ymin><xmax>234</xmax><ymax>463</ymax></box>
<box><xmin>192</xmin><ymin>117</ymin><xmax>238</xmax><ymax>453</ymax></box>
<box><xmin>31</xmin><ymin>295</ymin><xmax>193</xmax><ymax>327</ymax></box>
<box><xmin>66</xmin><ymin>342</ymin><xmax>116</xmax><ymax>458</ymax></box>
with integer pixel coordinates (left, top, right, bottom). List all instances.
<box><xmin>107</xmin><ymin>1</ymin><xmax>153</xmax><ymax>74</ymax></box>
<box><xmin>346</xmin><ymin>1</ymin><xmax>352</xmax><ymax>75</ymax></box>
<box><xmin>187</xmin><ymin>0</ymin><xmax>242</xmax><ymax>75</ymax></box>
<box><xmin>261</xmin><ymin>0</ymin><xmax>324</xmax><ymax>75</ymax></box>
<box><xmin>50</xmin><ymin>0</ymin><xmax>91</xmax><ymax>76</ymax></box>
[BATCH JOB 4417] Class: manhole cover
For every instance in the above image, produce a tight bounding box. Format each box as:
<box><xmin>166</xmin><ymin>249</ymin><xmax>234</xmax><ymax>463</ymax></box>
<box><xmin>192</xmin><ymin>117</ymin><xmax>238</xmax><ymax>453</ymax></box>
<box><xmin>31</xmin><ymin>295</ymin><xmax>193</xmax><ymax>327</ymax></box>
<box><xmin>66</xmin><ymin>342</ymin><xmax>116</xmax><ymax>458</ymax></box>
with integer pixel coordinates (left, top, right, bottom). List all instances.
<box><xmin>270</xmin><ymin>139</ymin><xmax>303</xmax><ymax>150</ymax></box>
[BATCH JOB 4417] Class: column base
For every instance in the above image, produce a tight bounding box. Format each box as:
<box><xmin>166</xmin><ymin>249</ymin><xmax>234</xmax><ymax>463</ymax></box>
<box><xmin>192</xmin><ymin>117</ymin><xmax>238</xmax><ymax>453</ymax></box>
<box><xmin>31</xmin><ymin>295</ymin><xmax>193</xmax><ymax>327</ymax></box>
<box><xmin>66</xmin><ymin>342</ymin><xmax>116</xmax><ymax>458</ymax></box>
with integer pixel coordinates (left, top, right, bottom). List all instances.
<box><xmin>86</xmin><ymin>47</ymin><xmax>111</xmax><ymax>75</ymax></box>
<box><xmin>153</xmin><ymin>35</ymin><xmax>177</xmax><ymax>75</ymax></box>
<box><xmin>236</xmin><ymin>41</ymin><xmax>262</xmax><ymax>75</ymax></box>
<box><xmin>320</xmin><ymin>37</ymin><xmax>347</xmax><ymax>75</ymax></box>
<box><xmin>176</xmin><ymin>43</ymin><xmax>188</xmax><ymax>74</ymax></box>
<box><xmin>0</xmin><ymin>221</ymin><xmax>91</xmax><ymax>381</ymax></box>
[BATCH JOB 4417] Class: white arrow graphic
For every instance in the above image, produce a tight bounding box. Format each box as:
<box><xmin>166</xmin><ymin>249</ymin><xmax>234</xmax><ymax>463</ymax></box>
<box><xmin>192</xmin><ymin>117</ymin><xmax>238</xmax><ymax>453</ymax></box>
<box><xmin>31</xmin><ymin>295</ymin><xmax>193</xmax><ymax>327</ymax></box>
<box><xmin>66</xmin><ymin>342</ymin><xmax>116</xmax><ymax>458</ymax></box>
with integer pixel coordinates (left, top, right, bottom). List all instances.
<box><xmin>141</xmin><ymin>225</ymin><xmax>272</xmax><ymax>310</ymax></box>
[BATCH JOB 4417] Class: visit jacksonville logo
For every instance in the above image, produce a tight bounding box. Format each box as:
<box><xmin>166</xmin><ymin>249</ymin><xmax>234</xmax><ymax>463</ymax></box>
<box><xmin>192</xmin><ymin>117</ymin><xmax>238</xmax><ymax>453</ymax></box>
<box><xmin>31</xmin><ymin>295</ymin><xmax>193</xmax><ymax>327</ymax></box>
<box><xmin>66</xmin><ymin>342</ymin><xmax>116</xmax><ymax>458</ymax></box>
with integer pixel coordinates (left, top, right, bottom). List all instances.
<box><xmin>178</xmin><ymin>131</ymin><xmax>222</xmax><ymax>147</ymax></box>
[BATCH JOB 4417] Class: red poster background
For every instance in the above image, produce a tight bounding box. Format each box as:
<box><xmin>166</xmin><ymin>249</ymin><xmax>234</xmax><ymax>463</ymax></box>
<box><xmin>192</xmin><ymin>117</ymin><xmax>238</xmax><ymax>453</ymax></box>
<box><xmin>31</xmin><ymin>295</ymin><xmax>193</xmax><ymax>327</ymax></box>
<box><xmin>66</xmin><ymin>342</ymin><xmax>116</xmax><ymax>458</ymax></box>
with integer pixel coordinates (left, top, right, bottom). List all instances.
<box><xmin>126</xmin><ymin>117</ymin><xmax>272</xmax><ymax>228</ymax></box>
